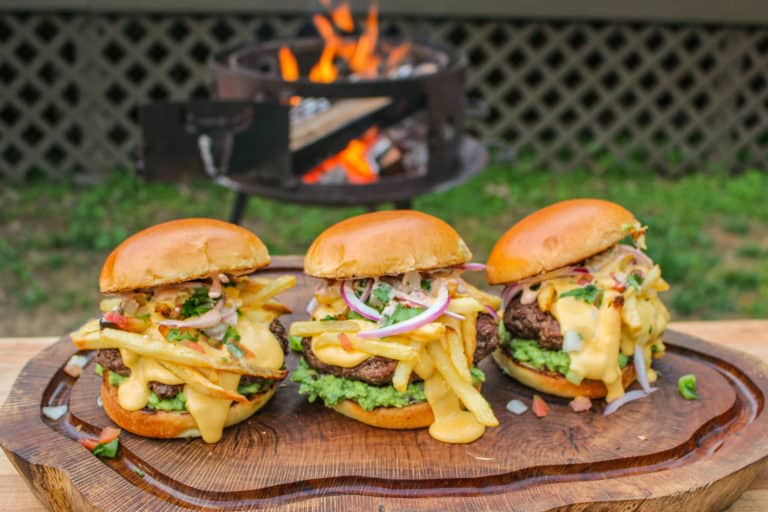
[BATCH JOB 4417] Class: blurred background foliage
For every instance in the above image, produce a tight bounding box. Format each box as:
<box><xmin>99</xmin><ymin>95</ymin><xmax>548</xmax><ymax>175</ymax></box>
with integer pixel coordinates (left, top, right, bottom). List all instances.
<box><xmin>2</xmin><ymin>164</ymin><xmax>766</xmax><ymax>336</ymax></box>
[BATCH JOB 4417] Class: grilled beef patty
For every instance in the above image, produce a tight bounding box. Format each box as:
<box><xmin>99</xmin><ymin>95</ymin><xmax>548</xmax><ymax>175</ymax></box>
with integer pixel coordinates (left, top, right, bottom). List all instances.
<box><xmin>95</xmin><ymin>319</ymin><xmax>290</xmax><ymax>399</ymax></box>
<box><xmin>302</xmin><ymin>313</ymin><xmax>500</xmax><ymax>385</ymax></box>
<box><xmin>503</xmin><ymin>296</ymin><xmax>563</xmax><ymax>350</ymax></box>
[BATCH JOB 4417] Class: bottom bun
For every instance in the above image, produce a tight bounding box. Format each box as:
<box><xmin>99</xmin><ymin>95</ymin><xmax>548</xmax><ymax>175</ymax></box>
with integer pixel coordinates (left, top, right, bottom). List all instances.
<box><xmin>332</xmin><ymin>399</ymin><xmax>434</xmax><ymax>430</ymax></box>
<box><xmin>100</xmin><ymin>377</ymin><xmax>277</xmax><ymax>439</ymax></box>
<box><xmin>492</xmin><ymin>349</ymin><xmax>636</xmax><ymax>399</ymax></box>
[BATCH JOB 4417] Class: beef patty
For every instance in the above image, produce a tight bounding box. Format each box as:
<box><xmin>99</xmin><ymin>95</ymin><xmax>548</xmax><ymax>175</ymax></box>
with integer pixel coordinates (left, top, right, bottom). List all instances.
<box><xmin>503</xmin><ymin>296</ymin><xmax>563</xmax><ymax>350</ymax></box>
<box><xmin>302</xmin><ymin>313</ymin><xmax>500</xmax><ymax>385</ymax></box>
<box><xmin>95</xmin><ymin>319</ymin><xmax>290</xmax><ymax>400</ymax></box>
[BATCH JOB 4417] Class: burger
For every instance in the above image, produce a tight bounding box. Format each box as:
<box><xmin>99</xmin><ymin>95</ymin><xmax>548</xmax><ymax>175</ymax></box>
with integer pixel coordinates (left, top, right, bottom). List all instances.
<box><xmin>486</xmin><ymin>199</ymin><xmax>670</xmax><ymax>410</ymax></box>
<box><xmin>70</xmin><ymin>218</ymin><xmax>294</xmax><ymax>443</ymax></box>
<box><xmin>289</xmin><ymin>210</ymin><xmax>500</xmax><ymax>443</ymax></box>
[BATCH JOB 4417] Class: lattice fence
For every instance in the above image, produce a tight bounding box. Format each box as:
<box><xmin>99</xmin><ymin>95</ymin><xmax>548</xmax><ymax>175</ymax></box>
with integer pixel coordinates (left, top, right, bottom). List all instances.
<box><xmin>2</xmin><ymin>11</ymin><xmax>768</xmax><ymax>181</ymax></box>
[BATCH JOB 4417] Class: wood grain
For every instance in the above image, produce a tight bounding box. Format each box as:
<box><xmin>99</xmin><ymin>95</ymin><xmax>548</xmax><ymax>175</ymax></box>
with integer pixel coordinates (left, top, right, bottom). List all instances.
<box><xmin>1</xmin><ymin>258</ymin><xmax>767</xmax><ymax>511</ymax></box>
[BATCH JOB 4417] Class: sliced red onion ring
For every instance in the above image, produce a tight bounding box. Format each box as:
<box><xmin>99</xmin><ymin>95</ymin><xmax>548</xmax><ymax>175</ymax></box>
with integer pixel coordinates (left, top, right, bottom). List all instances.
<box><xmin>359</xmin><ymin>279</ymin><xmax>373</xmax><ymax>302</ymax></box>
<box><xmin>457</xmin><ymin>262</ymin><xmax>487</xmax><ymax>271</ymax></box>
<box><xmin>633</xmin><ymin>343</ymin><xmax>652</xmax><ymax>393</ymax></box>
<box><xmin>359</xmin><ymin>283</ymin><xmax>450</xmax><ymax>338</ymax></box>
<box><xmin>501</xmin><ymin>284</ymin><xmax>522</xmax><ymax>309</ymax></box>
<box><xmin>603</xmin><ymin>388</ymin><xmax>657</xmax><ymax>416</ymax></box>
<box><xmin>393</xmin><ymin>290</ymin><xmax>465</xmax><ymax>320</ymax></box>
<box><xmin>306</xmin><ymin>297</ymin><xmax>318</xmax><ymax>315</ymax></box>
<box><xmin>159</xmin><ymin>300</ymin><xmax>223</xmax><ymax>329</ymax></box>
<box><xmin>484</xmin><ymin>305</ymin><xmax>499</xmax><ymax>321</ymax></box>
<box><xmin>616</xmin><ymin>244</ymin><xmax>653</xmax><ymax>267</ymax></box>
<box><xmin>572</xmin><ymin>267</ymin><xmax>590</xmax><ymax>274</ymax></box>
<box><xmin>341</xmin><ymin>280</ymin><xmax>381</xmax><ymax>322</ymax></box>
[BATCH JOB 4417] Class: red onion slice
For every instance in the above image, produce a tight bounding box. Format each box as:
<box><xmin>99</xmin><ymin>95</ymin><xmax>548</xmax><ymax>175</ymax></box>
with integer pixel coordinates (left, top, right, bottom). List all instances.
<box><xmin>457</xmin><ymin>262</ymin><xmax>487</xmax><ymax>271</ymax></box>
<box><xmin>501</xmin><ymin>284</ymin><xmax>522</xmax><ymax>309</ymax></box>
<box><xmin>615</xmin><ymin>244</ymin><xmax>653</xmax><ymax>267</ymax></box>
<box><xmin>359</xmin><ymin>283</ymin><xmax>450</xmax><ymax>338</ymax></box>
<box><xmin>341</xmin><ymin>280</ymin><xmax>382</xmax><ymax>322</ymax></box>
<box><xmin>484</xmin><ymin>305</ymin><xmax>499</xmax><ymax>321</ymax></box>
<box><xmin>393</xmin><ymin>290</ymin><xmax>465</xmax><ymax>320</ymax></box>
<box><xmin>306</xmin><ymin>297</ymin><xmax>318</xmax><ymax>315</ymax></box>
<box><xmin>359</xmin><ymin>279</ymin><xmax>373</xmax><ymax>302</ymax></box>
<box><xmin>633</xmin><ymin>343</ymin><xmax>652</xmax><ymax>393</ymax></box>
<box><xmin>603</xmin><ymin>388</ymin><xmax>657</xmax><ymax>416</ymax></box>
<box><xmin>159</xmin><ymin>300</ymin><xmax>223</xmax><ymax>329</ymax></box>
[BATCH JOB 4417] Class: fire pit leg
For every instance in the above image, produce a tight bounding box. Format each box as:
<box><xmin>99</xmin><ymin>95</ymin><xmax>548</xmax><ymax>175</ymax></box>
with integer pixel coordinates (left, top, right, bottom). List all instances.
<box><xmin>228</xmin><ymin>192</ymin><xmax>249</xmax><ymax>225</ymax></box>
<box><xmin>394</xmin><ymin>200</ymin><xmax>412</xmax><ymax>210</ymax></box>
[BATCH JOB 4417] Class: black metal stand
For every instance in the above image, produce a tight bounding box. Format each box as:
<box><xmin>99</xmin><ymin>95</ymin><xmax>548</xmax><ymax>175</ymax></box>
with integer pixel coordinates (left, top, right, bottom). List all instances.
<box><xmin>229</xmin><ymin>192</ymin><xmax>250</xmax><ymax>224</ymax></box>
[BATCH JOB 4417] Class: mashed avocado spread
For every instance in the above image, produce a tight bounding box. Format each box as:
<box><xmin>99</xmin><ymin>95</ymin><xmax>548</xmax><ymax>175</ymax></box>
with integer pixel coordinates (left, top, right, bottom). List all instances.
<box><xmin>291</xmin><ymin>358</ymin><xmax>486</xmax><ymax>411</ymax></box>
<box><xmin>146</xmin><ymin>391</ymin><xmax>186</xmax><ymax>412</ymax></box>
<box><xmin>504</xmin><ymin>338</ymin><xmax>629</xmax><ymax>376</ymax></box>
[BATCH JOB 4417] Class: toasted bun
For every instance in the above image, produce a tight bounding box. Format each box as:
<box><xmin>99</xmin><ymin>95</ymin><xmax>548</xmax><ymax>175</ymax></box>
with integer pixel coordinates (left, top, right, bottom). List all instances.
<box><xmin>332</xmin><ymin>399</ymin><xmax>434</xmax><ymax>429</ymax></box>
<box><xmin>304</xmin><ymin>210</ymin><xmax>472</xmax><ymax>279</ymax></box>
<box><xmin>486</xmin><ymin>199</ymin><xmax>641</xmax><ymax>284</ymax></box>
<box><xmin>100</xmin><ymin>218</ymin><xmax>270</xmax><ymax>293</ymax></box>
<box><xmin>100</xmin><ymin>378</ymin><xmax>277</xmax><ymax>439</ymax></box>
<box><xmin>492</xmin><ymin>349</ymin><xmax>636</xmax><ymax>399</ymax></box>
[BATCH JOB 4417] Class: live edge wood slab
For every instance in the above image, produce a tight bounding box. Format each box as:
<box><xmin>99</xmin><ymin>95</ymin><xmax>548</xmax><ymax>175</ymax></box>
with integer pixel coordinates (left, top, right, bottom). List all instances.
<box><xmin>1</xmin><ymin>257</ymin><xmax>768</xmax><ymax>511</ymax></box>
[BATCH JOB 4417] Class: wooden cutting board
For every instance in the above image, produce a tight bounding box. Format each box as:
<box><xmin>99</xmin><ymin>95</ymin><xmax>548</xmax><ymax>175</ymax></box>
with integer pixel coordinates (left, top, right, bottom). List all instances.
<box><xmin>1</xmin><ymin>256</ymin><xmax>767</xmax><ymax>511</ymax></box>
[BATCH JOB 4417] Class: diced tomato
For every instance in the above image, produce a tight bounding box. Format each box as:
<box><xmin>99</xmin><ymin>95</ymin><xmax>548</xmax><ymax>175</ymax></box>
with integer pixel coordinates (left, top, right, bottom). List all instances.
<box><xmin>185</xmin><ymin>342</ymin><xmax>205</xmax><ymax>353</ymax></box>
<box><xmin>612</xmin><ymin>282</ymin><xmax>627</xmax><ymax>292</ymax></box>
<box><xmin>338</xmin><ymin>333</ymin><xmax>354</xmax><ymax>352</ymax></box>
<box><xmin>78</xmin><ymin>437</ymin><xmax>99</xmax><ymax>451</ymax></box>
<box><xmin>103</xmin><ymin>311</ymin><xmax>147</xmax><ymax>333</ymax></box>
<box><xmin>98</xmin><ymin>426</ymin><xmax>121</xmax><ymax>444</ymax></box>
<box><xmin>63</xmin><ymin>364</ymin><xmax>83</xmax><ymax>378</ymax></box>
<box><xmin>532</xmin><ymin>395</ymin><xmax>549</xmax><ymax>418</ymax></box>
<box><xmin>103</xmin><ymin>311</ymin><xmax>130</xmax><ymax>330</ymax></box>
<box><xmin>569</xmin><ymin>396</ymin><xmax>592</xmax><ymax>413</ymax></box>
<box><xmin>577</xmin><ymin>275</ymin><xmax>593</xmax><ymax>285</ymax></box>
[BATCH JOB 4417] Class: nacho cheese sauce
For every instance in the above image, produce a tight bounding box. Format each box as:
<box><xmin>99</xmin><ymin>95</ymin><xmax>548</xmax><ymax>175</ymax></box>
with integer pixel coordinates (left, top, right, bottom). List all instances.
<box><xmin>532</xmin><ymin>246</ymin><xmax>670</xmax><ymax>402</ymax></box>
<box><xmin>101</xmin><ymin>275</ymin><xmax>291</xmax><ymax>443</ymax></box>
<box><xmin>309</xmin><ymin>275</ymin><xmax>500</xmax><ymax>444</ymax></box>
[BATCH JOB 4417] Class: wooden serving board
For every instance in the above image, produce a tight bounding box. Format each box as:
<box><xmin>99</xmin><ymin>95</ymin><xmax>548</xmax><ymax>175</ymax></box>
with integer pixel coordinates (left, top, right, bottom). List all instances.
<box><xmin>2</xmin><ymin>256</ymin><xmax>768</xmax><ymax>511</ymax></box>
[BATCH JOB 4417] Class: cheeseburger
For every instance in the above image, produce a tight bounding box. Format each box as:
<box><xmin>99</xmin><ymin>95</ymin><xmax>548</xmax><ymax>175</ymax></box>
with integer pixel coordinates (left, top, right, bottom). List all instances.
<box><xmin>71</xmin><ymin>218</ymin><xmax>294</xmax><ymax>443</ymax></box>
<box><xmin>290</xmin><ymin>210</ymin><xmax>500</xmax><ymax>443</ymax></box>
<box><xmin>486</xmin><ymin>199</ymin><xmax>670</xmax><ymax>411</ymax></box>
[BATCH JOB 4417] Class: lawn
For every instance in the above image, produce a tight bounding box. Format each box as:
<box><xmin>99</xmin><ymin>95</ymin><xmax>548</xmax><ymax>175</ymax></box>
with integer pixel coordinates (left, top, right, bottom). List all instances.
<box><xmin>1</xmin><ymin>165</ymin><xmax>767</xmax><ymax>336</ymax></box>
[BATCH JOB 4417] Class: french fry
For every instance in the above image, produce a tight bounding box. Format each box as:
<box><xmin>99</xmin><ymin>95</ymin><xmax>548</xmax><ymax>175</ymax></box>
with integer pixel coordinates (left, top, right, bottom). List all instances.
<box><xmin>313</xmin><ymin>334</ymin><xmax>418</xmax><ymax>361</ymax></box>
<box><xmin>246</xmin><ymin>275</ymin><xmax>296</xmax><ymax>304</ymax></box>
<box><xmin>159</xmin><ymin>361</ymin><xmax>248</xmax><ymax>403</ymax></box>
<box><xmin>289</xmin><ymin>320</ymin><xmax>361</xmax><ymax>337</ymax></box>
<box><xmin>100</xmin><ymin>328</ymin><xmax>288</xmax><ymax>379</ymax></box>
<box><xmin>392</xmin><ymin>359</ymin><xmax>415</xmax><ymax>393</ymax></box>
<box><xmin>407</xmin><ymin>323</ymin><xmax>446</xmax><ymax>343</ymax></box>
<box><xmin>446</xmin><ymin>297</ymin><xmax>487</xmax><ymax>317</ymax></box>
<box><xmin>70</xmin><ymin>319</ymin><xmax>101</xmax><ymax>349</ymax></box>
<box><xmin>413</xmin><ymin>348</ymin><xmax>434</xmax><ymax>380</ymax></box>
<box><xmin>460</xmin><ymin>312</ymin><xmax>478</xmax><ymax>367</ymax></box>
<box><xmin>427</xmin><ymin>341</ymin><xmax>498</xmax><ymax>426</ymax></box>
<box><xmin>458</xmin><ymin>281</ymin><xmax>502</xmax><ymax>309</ymax></box>
<box><xmin>446</xmin><ymin>328</ymin><xmax>472</xmax><ymax>383</ymax></box>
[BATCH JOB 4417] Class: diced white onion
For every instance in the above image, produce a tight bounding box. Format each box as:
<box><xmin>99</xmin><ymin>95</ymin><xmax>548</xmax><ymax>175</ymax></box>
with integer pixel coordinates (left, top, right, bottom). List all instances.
<box><xmin>562</xmin><ymin>330</ymin><xmax>583</xmax><ymax>353</ymax></box>
<box><xmin>306</xmin><ymin>297</ymin><xmax>318</xmax><ymax>315</ymax></box>
<box><xmin>67</xmin><ymin>354</ymin><xmax>88</xmax><ymax>368</ymax></box>
<box><xmin>506</xmin><ymin>399</ymin><xmax>528</xmax><ymax>415</ymax></box>
<box><xmin>97</xmin><ymin>396</ymin><xmax>103</xmax><ymax>408</ymax></box>
<box><xmin>42</xmin><ymin>405</ymin><xmax>68</xmax><ymax>420</ymax></box>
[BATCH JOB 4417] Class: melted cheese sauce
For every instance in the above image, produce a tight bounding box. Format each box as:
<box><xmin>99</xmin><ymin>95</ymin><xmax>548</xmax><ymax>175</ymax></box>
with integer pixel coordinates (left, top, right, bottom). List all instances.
<box><xmin>309</xmin><ymin>278</ymin><xmax>499</xmax><ymax>444</ymax></box>
<box><xmin>104</xmin><ymin>275</ymin><xmax>290</xmax><ymax>443</ymax></box>
<box><xmin>533</xmin><ymin>253</ymin><xmax>670</xmax><ymax>402</ymax></box>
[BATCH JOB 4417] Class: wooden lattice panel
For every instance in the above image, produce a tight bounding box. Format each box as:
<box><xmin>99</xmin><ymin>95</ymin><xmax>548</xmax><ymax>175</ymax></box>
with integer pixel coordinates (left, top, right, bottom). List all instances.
<box><xmin>2</xmin><ymin>12</ymin><xmax>768</xmax><ymax>181</ymax></box>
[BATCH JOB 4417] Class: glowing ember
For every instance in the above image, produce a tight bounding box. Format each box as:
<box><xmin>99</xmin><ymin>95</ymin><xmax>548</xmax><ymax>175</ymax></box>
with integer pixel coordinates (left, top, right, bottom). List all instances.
<box><xmin>302</xmin><ymin>128</ymin><xmax>380</xmax><ymax>184</ymax></box>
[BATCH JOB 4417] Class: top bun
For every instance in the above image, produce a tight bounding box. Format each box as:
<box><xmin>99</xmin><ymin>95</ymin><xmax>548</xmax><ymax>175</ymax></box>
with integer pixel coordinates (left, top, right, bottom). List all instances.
<box><xmin>486</xmin><ymin>199</ymin><xmax>641</xmax><ymax>285</ymax></box>
<box><xmin>304</xmin><ymin>210</ymin><xmax>472</xmax><ymax>279</ymax></box>
<box><xmin>100</xmin><ymin>218</ymin><xmax>270</xmax><ymax>293</ymax></box>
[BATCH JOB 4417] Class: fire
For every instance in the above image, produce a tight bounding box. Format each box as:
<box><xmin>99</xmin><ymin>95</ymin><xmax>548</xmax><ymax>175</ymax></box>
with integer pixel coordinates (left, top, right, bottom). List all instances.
<box><xmin>331</xmin><ymin>2</ymin><xmax>355</xmax><ymax>33</ymax></box>
<box><xmin>302</xmin><ymin>128</ymin><xmax>379</xmax><ymax>184</ymax></box>
<box><xmin>278</xmin><ymin>47</ymin><xmax>299</xmax><ymax>81</ymax></box>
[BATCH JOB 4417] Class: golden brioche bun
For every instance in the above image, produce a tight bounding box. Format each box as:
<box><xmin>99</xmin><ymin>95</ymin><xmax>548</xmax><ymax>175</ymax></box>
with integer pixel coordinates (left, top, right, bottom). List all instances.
<box><xmin>486</xmin><ymin>199</ymin><xmax>641</xmax><ymax>285</ymax></box>
<box><xmin>100</xmin><ymin>377</ymin><xmax>277</xmax><ymax>439</ymax></box>
<box><xmin>332</xmin><ymin>399</ymin><xmax>434</xmax><ymax>430</ymax></box>
<box><xmin>492</xmin><ymin>348</ymin><xmax>636</xmax><ymax>399</ymax></box>
<box><xmin>304</xmin><ymin>210</ymin><xmax>472</xmax><ymax>279</ymax></box>
<box><xmin>100</xmin><ymin>218</ymin><xmax>270</xmax><ymax>293</ymax></box>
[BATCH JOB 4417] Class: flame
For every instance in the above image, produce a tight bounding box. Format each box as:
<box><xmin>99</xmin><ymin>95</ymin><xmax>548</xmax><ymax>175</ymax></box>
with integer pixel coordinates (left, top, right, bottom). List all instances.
<box><xmin>386</xmin><ymin>43</ymin><xmax>411</xmax><ymax>70</ymax></box>
<box><xmin>331</xmin><ymin>2</ymin><xmax>355</xmax><ymax>32</ymax></box>
<box><xmin>349</xmin><ymin>2</ymin><xmax>379</xmax><ymax>76</ymax></box>
<box><xmin>303</xmin><ymin>128</ymin><xmax>380</xmax><ymax>184</ymax></box>
<box><xmin>310</xmin><ymin>45</ymin><xmax>338</xmax><ymax>83</ymax></box>
<box><xmin>278</xmin><ymin>47</ymin><xmax>299</xmax><ymax>81</ymax></box>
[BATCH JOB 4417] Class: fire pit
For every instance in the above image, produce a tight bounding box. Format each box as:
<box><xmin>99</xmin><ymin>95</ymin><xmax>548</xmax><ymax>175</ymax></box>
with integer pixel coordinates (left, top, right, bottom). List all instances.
<box><xmin>140</xmin><ymin>3</ymin><xmax>487</xmax><ymax>222</ymax></box>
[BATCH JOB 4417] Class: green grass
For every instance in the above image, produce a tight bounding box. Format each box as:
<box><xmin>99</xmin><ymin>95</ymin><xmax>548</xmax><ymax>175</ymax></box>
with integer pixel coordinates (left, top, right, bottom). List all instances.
<box><xmin>1</xmin><ymin>166</ymin><xmax>767</xmax><ymax>335</ymax></box>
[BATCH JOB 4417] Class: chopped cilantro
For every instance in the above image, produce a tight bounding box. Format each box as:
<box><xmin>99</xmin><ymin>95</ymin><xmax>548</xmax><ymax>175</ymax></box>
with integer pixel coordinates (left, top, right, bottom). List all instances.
<box><xmin>165</xmin><ymin>328</ymin><xmax>198</xmax><ymax>342</ymax></box>
<box><xmin>135</xmin><ymin>313</ymin><xmax>150</xmax><ymax>320</ymax></box>
<box><xmin>92</xmin><ymin>438</ymin><xmax>119</xmax><ymax>458</ymax></box>
<box><xmin>370</xmin><ymin>281</ymin><xmax>394</xmax><ymax>309</ymax></box>
<box><xmin>559</xmin><ymin>284</ymin><xmax>603</xmax><ymax>306</ymax></box>
<box><xmin>618</xmin><ymin>353</ymin><xmax>629</xmax><ymax>368</ymax></box>
<box><xmin>289</xmin><ymin>335</ymin><xmax>304</xmax><ymax>352</ymax></box>
<box><xmin>226</xmin><ymin>341</ymin><xmax>245</xmax><ymax>359</ymax></box>
<box><xmin>180</xmin><ymin>287</ymin><xmax>213</xmax><ymax>318</ymax></box>
<box><xmin>133</xmin><ymin>467</ymin><xmax>145</xmax><ymax>478</ymax></box>
<box><xmin>346</xmin><ymin>310</ymin><xmax>365</xmax><ymax>321</ymax></box>
<box><xmin>321</xmin><ymin>315</ymin><xmax>339</xmax><ymax>321</ymax></box>
<box><xmin>94</xmin><ymin>363</ymin><xmax>104</xmax><ymax>377</ymax></box>
<box><xmin>381</xmin><ymin>303</ymin><xmax>425</xmax><ymax>327</ymax></box>
<box><xmin>238</xmin><ymin>380</ymin><xmax>266</xmax><ymax>395</ymax></box>
<box><xmin>626</xmin><ymin>273</ymin><xmax>644</xmax><ymax>292</ymax></box>
<box><xmin>678</xmin><ymin>374</ymin><xmax>698</xmax><ymax>400</ymax></box>
<box><xmin>420</xmin><ymin>279</ymin><xmax>432</xmax><ymax>292</ymax></box>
